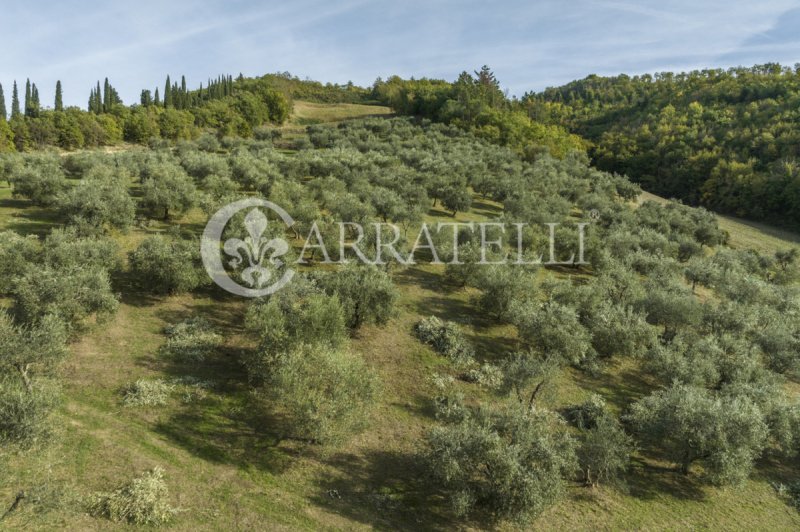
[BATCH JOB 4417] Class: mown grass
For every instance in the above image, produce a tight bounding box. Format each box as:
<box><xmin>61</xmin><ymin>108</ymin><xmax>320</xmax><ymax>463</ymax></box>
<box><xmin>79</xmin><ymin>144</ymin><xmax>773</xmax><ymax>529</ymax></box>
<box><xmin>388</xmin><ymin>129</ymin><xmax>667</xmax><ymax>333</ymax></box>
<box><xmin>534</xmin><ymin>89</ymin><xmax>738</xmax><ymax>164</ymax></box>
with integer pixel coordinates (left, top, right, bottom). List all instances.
<box><xmin>1</xmin><ymin>111</ymin><xmax>799</xmax><ymax>530</ymax></box>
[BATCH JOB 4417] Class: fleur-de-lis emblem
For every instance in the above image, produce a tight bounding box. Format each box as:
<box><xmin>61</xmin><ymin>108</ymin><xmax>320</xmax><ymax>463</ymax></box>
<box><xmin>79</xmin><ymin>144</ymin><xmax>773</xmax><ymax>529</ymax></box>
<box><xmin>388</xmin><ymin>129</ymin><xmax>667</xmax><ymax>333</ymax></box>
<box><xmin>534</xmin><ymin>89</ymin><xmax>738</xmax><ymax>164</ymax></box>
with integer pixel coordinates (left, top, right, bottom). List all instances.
<box><xmin>223</xmin><ymin>208</ymin><xmax>289</xmax><ymax>288</ymax></box>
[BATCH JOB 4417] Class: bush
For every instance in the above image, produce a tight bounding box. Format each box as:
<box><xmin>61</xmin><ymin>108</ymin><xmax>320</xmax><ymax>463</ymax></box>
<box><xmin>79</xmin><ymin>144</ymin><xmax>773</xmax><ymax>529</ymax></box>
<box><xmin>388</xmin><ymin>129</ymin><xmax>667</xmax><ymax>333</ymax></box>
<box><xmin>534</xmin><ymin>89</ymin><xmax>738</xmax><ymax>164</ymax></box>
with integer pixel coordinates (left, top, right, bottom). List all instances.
<box><xmin>0</xmin><ymin>377</ymin><xmax>59</xmax><ymax>448</ymax></box>
<box><xmin>264</xmin><ymin>344</ymin><xmax>380</xmax><ymax>445</ymax></box>
<box><xmin>89</xmin><ymin>467</ymin><xmax>177</xmax><ymax>525</ymax></box>
<box><xmin>128</xmin><ymin>235</ymin><xmax>206</xmax><ymax>294</ymax></box>
<box><xmin>122</xmin><ymin>379</ymin><xmax>174</xmax><ymax>407</ymax></box>
<box><xmin>424</xmin><ymin>405</ymin><xmax>576</xmax><ymax>523</ymax></box>
<box><xmin>414</xmin><ymin>316</ymin><xmax>474</xmax><ymax>365</ymax></box>
<box><xmin>160</xmin><ymin>316</ymin><xmax>223</xmax><ymax>363</ymax></box>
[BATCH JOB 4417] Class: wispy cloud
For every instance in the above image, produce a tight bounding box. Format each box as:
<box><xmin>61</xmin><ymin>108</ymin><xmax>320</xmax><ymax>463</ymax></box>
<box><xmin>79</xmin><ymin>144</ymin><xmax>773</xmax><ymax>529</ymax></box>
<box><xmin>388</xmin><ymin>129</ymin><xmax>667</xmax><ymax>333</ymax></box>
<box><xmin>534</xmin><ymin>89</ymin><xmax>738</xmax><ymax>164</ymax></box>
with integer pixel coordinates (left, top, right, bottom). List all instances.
<box><xmin>1</xmin><ymin>0</ymin><xmax>798</xmax><ymax>108</ymax></box>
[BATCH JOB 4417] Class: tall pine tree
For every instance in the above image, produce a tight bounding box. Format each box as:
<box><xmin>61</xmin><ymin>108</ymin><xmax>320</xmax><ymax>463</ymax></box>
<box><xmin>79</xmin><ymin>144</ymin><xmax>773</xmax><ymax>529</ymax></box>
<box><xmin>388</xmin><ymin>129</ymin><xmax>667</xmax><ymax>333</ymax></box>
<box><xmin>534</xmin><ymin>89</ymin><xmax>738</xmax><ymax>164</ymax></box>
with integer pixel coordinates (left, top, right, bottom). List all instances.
<box><xmin>11</xmin><ymin>81</ymin><xmax>20</xmax><ymax>118</ymax></box>
<box><xmin>55</xmin><ymin>80</ymin><xmax>63</xmax><ymax>111</ymax></box>
<box><xmin>154</xmin><ymin>87</ymin><xmax>161</xmax><ymax>106</ymax></box>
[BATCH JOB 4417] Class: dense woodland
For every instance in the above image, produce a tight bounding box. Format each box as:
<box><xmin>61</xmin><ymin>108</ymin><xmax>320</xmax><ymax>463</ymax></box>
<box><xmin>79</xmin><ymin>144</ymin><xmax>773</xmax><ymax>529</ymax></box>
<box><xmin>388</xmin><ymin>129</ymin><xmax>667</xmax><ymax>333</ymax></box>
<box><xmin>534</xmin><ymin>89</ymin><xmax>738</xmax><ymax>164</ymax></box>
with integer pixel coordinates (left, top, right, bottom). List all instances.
<box><xmin>526</xmin><ymin>64</ymin><xmax>800</xmax><ymax>228</ymax></box>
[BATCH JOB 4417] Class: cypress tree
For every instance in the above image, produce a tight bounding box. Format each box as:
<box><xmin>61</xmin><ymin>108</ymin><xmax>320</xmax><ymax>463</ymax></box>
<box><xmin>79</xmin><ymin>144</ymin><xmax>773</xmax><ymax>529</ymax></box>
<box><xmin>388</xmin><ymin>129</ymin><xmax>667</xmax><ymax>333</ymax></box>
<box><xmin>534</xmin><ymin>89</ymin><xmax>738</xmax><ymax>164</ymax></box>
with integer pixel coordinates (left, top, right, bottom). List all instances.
<box><xmin>31</xmin><ymin>83</ymin><xmax>40</xmax><ymax>116</ymax></box>
<box><xmin>11</xmin><ymin>81</ymin><xmax>20</xmax><ymax>118</ymax></box>
<box><xmin>95</xmin><ymin>81</ymin><xmax>102</xmax><ymax>113</ymax></box>
<box><xmin>180</xmin><ymin>75</ymin><xmax>187</xmax><ymax>110</ymax></box>
<box><xmin>24</xmin><ymin>79</ymin><xmax>32</xmax><ymax>117</ymax></box>
<box><xmin>103</xmin><ymin>78</ymin><xmax>111</xmax><ymax>112</ymax></box>
<box><xmin>154</xmin><ymin>87</ymin><xmax>161</xmax><ymax>106</ymax></box>
<box><xmin>55</xmin><ymin>80</ymin><xmax>63</xmax><ymax>111</ymax></box>
<box><xmin>0</xmin><ymin>83</ymin><xmax>6</xmax><ymax>120</ymax></box>
<box><xmin>164</xmin><ymin>75</ymin><xmax>172</xmax><ymax>108</ymax></box>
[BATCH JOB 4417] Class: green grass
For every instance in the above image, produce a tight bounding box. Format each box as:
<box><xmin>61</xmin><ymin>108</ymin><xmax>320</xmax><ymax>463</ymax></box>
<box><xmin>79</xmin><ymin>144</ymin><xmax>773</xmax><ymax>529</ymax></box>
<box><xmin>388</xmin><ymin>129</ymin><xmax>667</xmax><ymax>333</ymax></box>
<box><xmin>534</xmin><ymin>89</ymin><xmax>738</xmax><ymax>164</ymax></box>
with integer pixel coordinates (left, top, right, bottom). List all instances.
<box><xmin>1</xmin><ymin>110</ymin><xmax>799</xmax><ymax>530</ymax></box>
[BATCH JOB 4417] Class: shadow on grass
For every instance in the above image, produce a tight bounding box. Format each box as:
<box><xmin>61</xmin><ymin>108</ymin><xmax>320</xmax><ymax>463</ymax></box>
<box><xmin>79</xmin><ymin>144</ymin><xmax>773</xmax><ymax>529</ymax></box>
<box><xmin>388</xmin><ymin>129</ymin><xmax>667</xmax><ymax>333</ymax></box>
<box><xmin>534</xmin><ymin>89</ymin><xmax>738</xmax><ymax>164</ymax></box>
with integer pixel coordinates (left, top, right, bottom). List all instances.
<box><xmin>625</xmin><ymin>458</ymin><xmax>706</xmax><ymax>501</ymax></box>
<box><xmin>0</xmin><ymin>197</ymin><xmax>62</xmax><ymax>236</ymax></box>
<box><xmin>311</xmin><ymin>448</ymin><xmax>454</xmax><ymax>531</ymax></box>
<box><xmin>152</xmin><ymin>394</ymin><xmax>295</xmax><ymax>475</ymax></box>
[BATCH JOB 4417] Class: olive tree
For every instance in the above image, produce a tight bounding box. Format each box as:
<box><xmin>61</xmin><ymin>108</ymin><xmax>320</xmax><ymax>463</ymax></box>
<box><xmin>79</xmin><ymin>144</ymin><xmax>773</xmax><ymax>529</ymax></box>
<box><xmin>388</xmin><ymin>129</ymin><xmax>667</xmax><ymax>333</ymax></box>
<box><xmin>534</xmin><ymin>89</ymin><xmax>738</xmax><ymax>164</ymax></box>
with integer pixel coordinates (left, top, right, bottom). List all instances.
<box><xmin>316</xmin><ymin>265</ymin><xmax>398</xmax><ymax>329</ymax></box>
<box><xmin>512</xmin><ymin>301</ymin><xmax>592</xmax><ymax>365</ymax></box>
<box><xmin>128</xmin><ymin>235</ymin><xmax>206</xmax><ymax>294</ymax></box>
<box><xmin>58</xmin><ymin>168</ymin><xmax>135</xmax><ymax>231</ymax></box>
<box><xmin>261</xmin><ymin>343</ymin><xmax>380</xmax><ymax>445</ymax></box>
<box><xmin>13</xmin><ymin>266</ymin><xmax>119</xmax><ymax>332</ymax></box>
<box><xmin>9</xmin><ymin>163</ymin><xmax>68</xmax><ymax>207</ymax></box>
<box><xmin>626</xmin><ymin>384</ymin><xmax>769</xmax><ymax>484</ymax></box>
<box><xmin>566</xmin><ymin>395</ymin><xmax>634</xmax><ymax>487</ymax></box>
<box><xmin>140</xmin><ymin>164</ymin><xmax>196</xmax><ymax>220</ymax></box>
<box><xmin>0</xmin><ymin>313</ymin><xmax>67</xmax><ymax>447</ymax></box>
<box><xmin>424</xmin><ymin>405</ymin><xmax>576</xmax><ymax>523</ymax></box>
<box><xmin>474</xmin><ymin>265</ymin><xmax>538</xmax><ymax>321</ymax></box>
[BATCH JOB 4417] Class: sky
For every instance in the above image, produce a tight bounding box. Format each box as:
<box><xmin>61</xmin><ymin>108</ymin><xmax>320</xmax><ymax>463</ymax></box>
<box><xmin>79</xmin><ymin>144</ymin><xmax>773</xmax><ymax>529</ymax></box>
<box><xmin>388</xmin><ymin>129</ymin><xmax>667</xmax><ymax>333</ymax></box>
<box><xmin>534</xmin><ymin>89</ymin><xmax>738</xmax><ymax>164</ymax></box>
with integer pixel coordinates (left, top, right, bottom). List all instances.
<box><xmin>1</xmin><ymin>0</ymin><xmax>799</xmax><ymax>108</ymax></box>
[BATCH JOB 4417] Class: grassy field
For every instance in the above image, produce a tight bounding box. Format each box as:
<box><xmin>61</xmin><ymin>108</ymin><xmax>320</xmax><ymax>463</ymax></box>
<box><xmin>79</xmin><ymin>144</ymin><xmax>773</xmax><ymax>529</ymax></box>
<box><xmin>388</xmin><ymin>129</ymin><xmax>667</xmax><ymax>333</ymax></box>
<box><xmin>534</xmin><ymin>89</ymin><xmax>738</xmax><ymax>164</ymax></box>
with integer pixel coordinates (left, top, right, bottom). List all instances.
<box><xmin>1</xmin><ymin>108</ymin><xmax>799</xmax><ymax>530</ymax></box>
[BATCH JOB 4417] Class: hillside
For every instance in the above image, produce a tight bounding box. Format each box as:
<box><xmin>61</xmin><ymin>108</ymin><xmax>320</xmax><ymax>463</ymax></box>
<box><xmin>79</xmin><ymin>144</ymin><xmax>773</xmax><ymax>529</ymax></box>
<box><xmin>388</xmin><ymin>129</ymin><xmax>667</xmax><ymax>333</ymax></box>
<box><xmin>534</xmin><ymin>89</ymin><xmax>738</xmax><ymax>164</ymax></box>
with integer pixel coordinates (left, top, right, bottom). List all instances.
<box><xmin>527</xmin><ymin>64</ymin><xmax>800</xmax><ymax>229</ymax></box>
<box><xmin>0</xmin><ymin>101</ymin><xmax>799</xmax><ymax>531</ymax></box>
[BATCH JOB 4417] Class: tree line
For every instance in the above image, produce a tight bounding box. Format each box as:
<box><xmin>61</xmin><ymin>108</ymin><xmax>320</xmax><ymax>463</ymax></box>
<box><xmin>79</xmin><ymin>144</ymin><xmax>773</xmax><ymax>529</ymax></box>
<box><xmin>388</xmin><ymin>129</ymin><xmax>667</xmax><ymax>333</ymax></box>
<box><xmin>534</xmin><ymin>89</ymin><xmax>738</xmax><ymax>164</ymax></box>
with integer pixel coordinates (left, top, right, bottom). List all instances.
<box><xmin>0</xmin><ymin>73</ymin><xmax>292</xmax><ymax>152</ymax></box>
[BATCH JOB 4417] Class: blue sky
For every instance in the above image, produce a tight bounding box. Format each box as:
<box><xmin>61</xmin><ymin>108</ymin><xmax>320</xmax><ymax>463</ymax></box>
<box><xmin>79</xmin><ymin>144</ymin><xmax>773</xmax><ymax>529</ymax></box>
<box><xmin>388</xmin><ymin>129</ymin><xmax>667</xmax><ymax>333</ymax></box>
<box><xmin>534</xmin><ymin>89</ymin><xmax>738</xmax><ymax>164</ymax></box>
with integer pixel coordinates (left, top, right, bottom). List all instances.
<box><xmin>2</xmin><ymin>0</ymin><xmax>799</xmax><ymax>108</ymax></box>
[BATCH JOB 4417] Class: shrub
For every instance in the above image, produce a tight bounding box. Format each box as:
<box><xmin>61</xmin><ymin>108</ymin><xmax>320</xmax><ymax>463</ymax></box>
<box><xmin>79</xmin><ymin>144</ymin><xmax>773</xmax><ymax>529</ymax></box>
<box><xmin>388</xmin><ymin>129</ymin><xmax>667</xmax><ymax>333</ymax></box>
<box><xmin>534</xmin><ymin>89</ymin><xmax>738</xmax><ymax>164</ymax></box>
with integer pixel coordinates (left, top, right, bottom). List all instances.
<box><xmin>414</xmin><ymin>316</ymin><xmax>474</xmax><ymax>365</ymax></box>
<box><xmin>0</xmin><ymin>377</ymin><xmax>59</xmax><ymax>448</ymax></box>
<box><xmin>565</xmin><ymin>394</ymin><xmax>609</xmax><ymax>430</ymax></box>
<box><xmin>160</xmin><ymin>316</ymin><xmax>223</xmax><ymax>363</ymax></box>
<box><xmin>89</xmin><ymin>467</ymin><xmax>177</xmax><ymax>525</ymax></box>
<box><xmin>264</xmin><ymin>344</ymin><xmax>380</xmax><ymax>445</ymax></box>
<box><xmin>461</xmin><ymin>363</ymin><xmax>503</xmax><ymax>388</ymax></box>
<box><xmin>122</xmin><ymin>379</ymin><xmax>174</xmax><ymax>407</ymax></box>
<box><xmin>128</xmin><ymin>235</ymin><xmax>206</xmax><ymax>294</ymax></box>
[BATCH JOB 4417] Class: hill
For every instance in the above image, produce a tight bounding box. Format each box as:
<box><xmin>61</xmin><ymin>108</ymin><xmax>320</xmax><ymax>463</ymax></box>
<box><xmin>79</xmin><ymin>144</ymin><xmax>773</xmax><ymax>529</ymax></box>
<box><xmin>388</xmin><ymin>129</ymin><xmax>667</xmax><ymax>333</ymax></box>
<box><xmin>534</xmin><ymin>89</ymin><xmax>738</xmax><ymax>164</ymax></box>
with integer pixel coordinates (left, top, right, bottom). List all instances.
<box><xmin>0</xmin><ymin>102</ymin><xmax>799</xmax><ymax>530</ymax></box>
